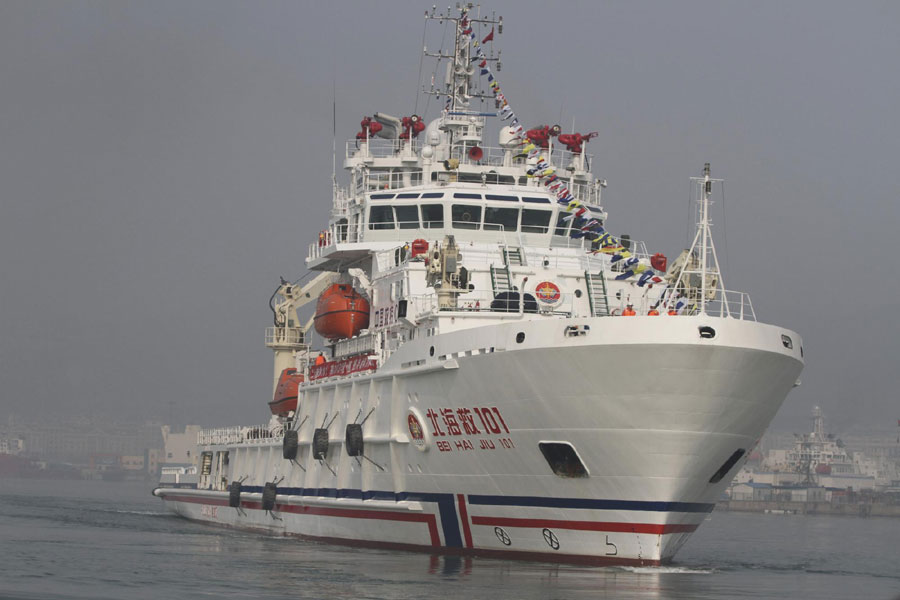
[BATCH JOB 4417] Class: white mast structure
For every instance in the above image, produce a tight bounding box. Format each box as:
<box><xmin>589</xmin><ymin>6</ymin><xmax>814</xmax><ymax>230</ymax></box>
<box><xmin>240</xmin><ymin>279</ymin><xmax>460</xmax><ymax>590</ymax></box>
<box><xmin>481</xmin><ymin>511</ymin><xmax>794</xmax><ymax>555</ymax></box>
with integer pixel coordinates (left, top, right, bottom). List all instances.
<box><xmin>668</xmin><ymin>163</ymin><xmax>727</xmax><ymax>316</ymax></box>
<box><xmin>422</xmin><ymin>4</ymin><xmax>502</xmax><ymax>151</ymax></box>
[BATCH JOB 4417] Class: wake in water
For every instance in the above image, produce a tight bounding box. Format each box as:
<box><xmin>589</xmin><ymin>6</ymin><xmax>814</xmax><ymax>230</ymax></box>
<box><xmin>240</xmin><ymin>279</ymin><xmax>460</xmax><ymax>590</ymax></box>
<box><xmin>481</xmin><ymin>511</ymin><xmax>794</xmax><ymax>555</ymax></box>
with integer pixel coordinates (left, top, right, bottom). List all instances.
<box><xmin>617</xmin><ymin>566</ymin><xmax>715</xmax><ymax>575</ymax></box>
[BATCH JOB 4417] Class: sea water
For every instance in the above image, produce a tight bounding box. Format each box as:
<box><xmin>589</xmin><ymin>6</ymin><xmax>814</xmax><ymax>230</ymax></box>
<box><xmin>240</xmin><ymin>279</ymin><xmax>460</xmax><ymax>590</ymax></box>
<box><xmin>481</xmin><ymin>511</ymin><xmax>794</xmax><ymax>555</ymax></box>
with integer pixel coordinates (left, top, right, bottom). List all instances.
<box><xmin>1</xmin><ymin>479</ymin><xmax>897</xmax><ymax>600</ymax></box>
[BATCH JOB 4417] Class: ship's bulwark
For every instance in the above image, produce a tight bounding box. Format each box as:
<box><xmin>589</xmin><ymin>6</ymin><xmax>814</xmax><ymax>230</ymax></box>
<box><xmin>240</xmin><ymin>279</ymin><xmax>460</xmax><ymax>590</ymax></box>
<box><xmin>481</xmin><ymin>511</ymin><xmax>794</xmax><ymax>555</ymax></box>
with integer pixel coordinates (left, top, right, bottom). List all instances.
<box><xmin>157</xmin><ymin>315</ymin><xmax>803</xmax><ymax>564</ymax></box>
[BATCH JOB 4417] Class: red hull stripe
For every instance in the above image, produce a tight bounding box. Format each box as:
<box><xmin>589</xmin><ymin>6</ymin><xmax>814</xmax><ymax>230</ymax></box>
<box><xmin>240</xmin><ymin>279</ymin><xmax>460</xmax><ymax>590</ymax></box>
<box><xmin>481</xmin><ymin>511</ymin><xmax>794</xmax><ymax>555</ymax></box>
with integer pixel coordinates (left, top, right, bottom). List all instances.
<box><xmin>168</xmin><ymin>495</ymin><xmax>230</xmax><ymax>506</ymax></box>
<box><xmin>470</xmin><ymin>516</ymin><xmax>699</xmax><ymax>535</ymax></box>
<box><xmin>168</xmin><ymin>495</ymin><xmax>440</xmax><ymax>547</ymax></box>
<box><xmin>457</xmin><ymin>494</ymin><xmax>473</xmax><ymax>548</ymax></box>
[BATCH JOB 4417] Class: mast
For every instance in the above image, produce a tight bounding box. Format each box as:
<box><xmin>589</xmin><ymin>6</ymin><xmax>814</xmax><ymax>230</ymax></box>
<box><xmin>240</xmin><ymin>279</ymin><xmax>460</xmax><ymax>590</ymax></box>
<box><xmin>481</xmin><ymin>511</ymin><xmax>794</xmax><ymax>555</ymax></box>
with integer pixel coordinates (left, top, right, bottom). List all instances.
<box><xmin>421</xmin><ymin>4</ymin><xmax>503</xmax><ymax>156</ymax></box>
<box><xmin>668</xmin><ymin>163</ymin><xmax>727</xmax><ymax>315</ymax></box>
<box><xmin>699</xmin><ymin>163</ymin><xmax>710</xmax><ymax>314</ymax></box>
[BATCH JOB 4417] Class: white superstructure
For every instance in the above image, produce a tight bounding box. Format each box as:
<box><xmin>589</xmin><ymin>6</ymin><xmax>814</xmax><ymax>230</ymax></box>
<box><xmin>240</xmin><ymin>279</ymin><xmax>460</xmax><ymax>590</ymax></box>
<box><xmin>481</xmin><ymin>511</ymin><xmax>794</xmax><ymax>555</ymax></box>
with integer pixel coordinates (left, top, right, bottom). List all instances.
<box><xmin>154</xmin><ymin>5</ymin><xmax>804</xmax><ymax>566</ymax></box>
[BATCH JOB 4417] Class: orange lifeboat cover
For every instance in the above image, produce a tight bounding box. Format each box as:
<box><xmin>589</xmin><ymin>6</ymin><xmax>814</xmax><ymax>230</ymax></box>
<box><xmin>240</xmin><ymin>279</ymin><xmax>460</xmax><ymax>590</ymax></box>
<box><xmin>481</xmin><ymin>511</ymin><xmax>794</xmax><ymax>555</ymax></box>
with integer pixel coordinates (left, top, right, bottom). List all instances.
<box><xmin>269</xmin><ymin>368</ymin><xmax>303</xmax><ymax>415</ymax></box>
<box><xmin>313</xmin><ymin>284</ymin><xmax>370</xmax><ymax>340</ymax></box>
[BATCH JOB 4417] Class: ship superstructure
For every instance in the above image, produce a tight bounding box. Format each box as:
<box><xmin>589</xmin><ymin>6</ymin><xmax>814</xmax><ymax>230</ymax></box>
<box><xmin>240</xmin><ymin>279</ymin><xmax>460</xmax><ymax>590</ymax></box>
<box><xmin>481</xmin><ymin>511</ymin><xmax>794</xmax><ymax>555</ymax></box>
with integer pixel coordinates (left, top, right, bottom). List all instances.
<box><xmin>154</xmin><ymin>6</ymin><xmax>804</xmax><ymax>566</ymax></box>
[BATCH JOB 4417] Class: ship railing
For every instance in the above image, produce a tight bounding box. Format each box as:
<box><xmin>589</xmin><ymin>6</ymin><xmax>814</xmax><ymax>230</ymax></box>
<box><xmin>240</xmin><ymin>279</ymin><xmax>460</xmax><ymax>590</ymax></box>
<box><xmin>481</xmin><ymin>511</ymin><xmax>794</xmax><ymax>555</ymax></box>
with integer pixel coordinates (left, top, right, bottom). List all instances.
<box><xmin>308</xmin><ymin>223</ymin><xmax>362</xmax><ymax>261</ymax></box>
<box><xmin>405</xmin><ymin>292</ymin><xmax>577</xmax><ymax>318</ymax></box>
<box><xmin>334</xmin><ymin>333</ymin><xmax>378</xmax><ymax>358</ymax></box>
<box><xmin>159</xmin><ymin>466</ymin><xmax>198</xmax><ymax>486</ymax></box>
<box><xmin>345</xmin><ymin>138</ymin><xmax>596</xmax><ymax>172</ymax></box>
<box><xmin>309</xmin><ymin>220</ymin><xmax>529</xmax><ymax>262</ymax></box>
<box><xmin>346</xmin><ymin>138</ymin><xmax>420</xmax><ymax>159</ymax></box>
<box><xmin>197</xmin><ymin>425</ymin><xmax>280</xmax><ymax>447</ymax></box>
<box><xmin>565</xmin><ymin>179</ymin><xmax>603</xmax><ymax>206</ymax></box>
<box><xmin>363</xmin><ymin>169</ymin><xmax>425</xmax><ymax>191</ymax></box>
<box><xmin>703</xmin><ymin>289</ymin><xmax>757</xmax><ymax>321</ymax></box>
<box><xmin>332</xmin><ymin>186</ymin><xmax>355</xmax><ymax>214</ymax></box>
<box><xmin>549</xmin><ymin>233</ymin><xmax>649</xmax><ymax>258</ymax></box>
<box><xmin>160</xmin><ymin>465</ymin><xmax>196</xmax><ymax>476</ymax></box>
<box><xmin>443</xmin><ymin>143</ymin><xmax>597</xmax><ymax>174</ymax></box>
<box><xmin>264</xmin><ymin>326</ymin><xmax>305</xmax><ymax>347</ymax></box>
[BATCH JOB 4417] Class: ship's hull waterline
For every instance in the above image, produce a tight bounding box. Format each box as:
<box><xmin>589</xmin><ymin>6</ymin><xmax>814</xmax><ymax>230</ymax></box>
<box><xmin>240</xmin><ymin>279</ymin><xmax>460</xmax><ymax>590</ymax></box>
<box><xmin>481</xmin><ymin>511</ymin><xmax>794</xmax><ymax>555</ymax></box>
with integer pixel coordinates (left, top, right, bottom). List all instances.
<box><xmin>156</xmin><ymin>315</ymin><xmax>803</xmax><ymax>565</ymax></box>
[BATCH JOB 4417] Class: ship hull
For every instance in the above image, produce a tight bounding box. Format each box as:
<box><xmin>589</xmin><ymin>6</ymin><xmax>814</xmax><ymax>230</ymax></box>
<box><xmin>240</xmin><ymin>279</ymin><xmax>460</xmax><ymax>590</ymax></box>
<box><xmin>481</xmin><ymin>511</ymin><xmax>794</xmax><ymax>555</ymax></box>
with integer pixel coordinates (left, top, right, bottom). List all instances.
<box><xmin>156</xmin><ymin>315</ymin><xmax>802</xmax><ymax>565</ymax></box>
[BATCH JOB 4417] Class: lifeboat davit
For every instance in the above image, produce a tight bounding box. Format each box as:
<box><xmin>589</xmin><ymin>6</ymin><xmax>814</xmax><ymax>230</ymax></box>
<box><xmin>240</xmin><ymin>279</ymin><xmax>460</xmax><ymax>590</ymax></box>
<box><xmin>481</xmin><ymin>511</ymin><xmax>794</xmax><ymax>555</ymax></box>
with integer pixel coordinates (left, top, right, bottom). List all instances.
<box><xmin>269</xmin><ymin>368</ymin><xmax>303</xmax><ymax>416</ymax></box>
<box><xmin>313</xmin><ymin>284</ymin><xmax>370</xmax><ymax>340</ymax></box>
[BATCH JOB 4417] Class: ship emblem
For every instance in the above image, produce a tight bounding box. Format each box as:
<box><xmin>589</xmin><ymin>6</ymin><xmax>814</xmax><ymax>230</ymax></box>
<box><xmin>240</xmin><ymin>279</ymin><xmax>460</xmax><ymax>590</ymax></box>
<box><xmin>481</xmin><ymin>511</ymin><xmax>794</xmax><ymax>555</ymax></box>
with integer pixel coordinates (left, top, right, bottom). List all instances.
<box><xmin>534</xmin><ymin>281</ymin><xmax>561</xmax><ymax>304</ymax></box>
<box><xmin>408</xmin><ymin>413</ymin><xmax>425</xmax><ymax>448</ymax></box>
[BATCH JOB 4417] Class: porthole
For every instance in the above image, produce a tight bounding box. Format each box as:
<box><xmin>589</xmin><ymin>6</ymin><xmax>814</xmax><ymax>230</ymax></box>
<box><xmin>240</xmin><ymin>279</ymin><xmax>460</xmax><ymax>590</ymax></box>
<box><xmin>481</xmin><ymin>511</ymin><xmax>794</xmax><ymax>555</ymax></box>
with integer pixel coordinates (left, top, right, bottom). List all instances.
<box><xmin>781</xmin><ymin>334</ymin><xmax>793</xmax><ymax>349</ymax></box>
<box><xmin>574</xmin><ymin>289</ymin><xmax>582</xmax><ymax>298</ymax></box>
<box><xmin>699</xmin><ymin>326</ymin><xmax>716</xmax><ymax>339</ymax></box>
<box><xmin>429</xmin><ymin>346</ymin><xmax>435</xmax><ymax>356</ymax></box>
<box><xmin>516</xmin><ymin>332</ymin><xmax>525</xmax><ymax>344</ymax></box>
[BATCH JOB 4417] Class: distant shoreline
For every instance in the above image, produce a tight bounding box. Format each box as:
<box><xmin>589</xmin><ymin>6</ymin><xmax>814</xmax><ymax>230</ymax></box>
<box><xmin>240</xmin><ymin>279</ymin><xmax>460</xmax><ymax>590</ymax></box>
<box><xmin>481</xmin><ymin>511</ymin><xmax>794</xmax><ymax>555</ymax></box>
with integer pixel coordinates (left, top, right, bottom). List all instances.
<box><xmin>718</xmin><ymin>500</ymin><xmax>900</xmax><ymax>517</ymax></box>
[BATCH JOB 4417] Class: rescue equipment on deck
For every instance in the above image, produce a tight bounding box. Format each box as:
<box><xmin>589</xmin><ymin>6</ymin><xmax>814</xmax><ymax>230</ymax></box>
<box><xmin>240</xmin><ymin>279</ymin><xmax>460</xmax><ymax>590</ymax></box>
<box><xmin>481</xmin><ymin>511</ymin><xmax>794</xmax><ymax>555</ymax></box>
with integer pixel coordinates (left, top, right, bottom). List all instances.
<box><xmin>399</xmin><ymin>114</ymin><xmax>425</xmax><ymax>139</ymax></box>
<box><xmin>228</xmin><ymin>481</ymin><xmax>242</xmax><ymax>508</ymax></box>
<box><xmin>490</xmin><ymin>291</ymin><xmax>538</xmax><ymax>313</ymax></box>
<box><xmin>345</xmin><ymin>424</ymin><xmax>364</xmax><ymax>457</ymax></box>
<box><xmin>313</xmin><ymin>284</ymin><xmax>370</xmax><ymax>340</ymax></box>
<box><xmin>356</xmin><ymin>116</ymin><xmax>383</xmax><ymax>139</ymax></box>
<box><xmin>282</xmin><ymin>429</ymin><xmax>299</xmax><ymax>460</ymax></box>
<box><xmin>557</xmin><ymin>131</ymin><xmax>598</xmax><ymax>154</ymax></box>
<box><xmin>525</xmin><ymin>124</ymin><xmax>561</xmax><ymax>148</ymax></box>
<box><xmin>268</xmin><ymin>368</ymin><xmax>303</xmax><ymax>416</ymax></box>
<box><xmin>410</xmin><ymin>239</ymin><xmax>429</xmax><ymax>259</ymax></box>
<box><xmin>262</xmin><ymin>482</ymin><xmax>277</xmax><ymax>511</ymax></box>
<box><xmin>650</xmin><ymin>253</ymin><xmax>668</xmax><ymax>272</ymax></box>
<box><xmin>312</xmin><ymin>428</ymin><xmax>329</xmax><ymax>460</ymax></box>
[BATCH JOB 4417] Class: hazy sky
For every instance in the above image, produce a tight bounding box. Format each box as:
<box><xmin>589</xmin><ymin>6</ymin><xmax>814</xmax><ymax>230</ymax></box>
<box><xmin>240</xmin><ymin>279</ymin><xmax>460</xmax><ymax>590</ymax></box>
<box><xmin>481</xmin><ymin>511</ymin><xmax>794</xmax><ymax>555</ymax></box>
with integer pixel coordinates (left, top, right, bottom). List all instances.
<box><xmin>1</xmin><ymin>1</ymin><xmax>898</xmax><ymax>434</ymax></box>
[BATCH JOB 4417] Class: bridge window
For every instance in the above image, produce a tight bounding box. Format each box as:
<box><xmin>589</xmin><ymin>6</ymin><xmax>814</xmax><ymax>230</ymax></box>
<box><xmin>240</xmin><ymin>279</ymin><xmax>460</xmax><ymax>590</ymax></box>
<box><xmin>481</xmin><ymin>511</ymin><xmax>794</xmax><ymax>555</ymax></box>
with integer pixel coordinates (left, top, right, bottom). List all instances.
<box><xmin>523</xmin><ymin>196</ymin><xmax>551</xmax><ymax>204</ymax></box>
<box><xmin>396</xmin><ymin>193</ymin><xmax>419</xmax><ymax>199</ymax></box>
<box><xmin>484</xmin><ymin>207</ymin><xmax>519</xmax><ymax>232</ymax></box>
<box><xmin>485</xmin><ymin>194</ymin><xmax>518</xmax><ymax>202</ymax></box>
<box><xmin>394</xmin><ymin>205</ymin><xmax>419</xmax><ymax>229</ymax></box>
<box><xmin>368</xmin><ymin>205</ymin><xmax>395</xmax><ymax>230</ymax></box>
<box><xmin>452</xmin><ymin>204</ymin><xmax>482</xmax><ymax>230</ymax></box>
<box><xmin>421</xmin><ymin>204</ymin><xmax>444</xmax><ymax>229</ymax></box>
<box><xmin>370</xmin><ymin>193</ymin><xmax>395</xmax><ymax>200</ymax></box>
<box><xmin>453</xmin><ymin>193</ymin><xmax>482</xmax><ymax>200</ymax></box>
<box><xmin>554</xmin><ymin>213</ymin><xmax>570</xmax><ymax>236</ymax></box>
<box><xmin>521</xmin><ymin>209</ymin><xmax>551</xmax><ymax>233</ymax></box>
<box><xmin>421</xmin><ymin>192</ymin><xmax>444</xmax><ymax>199</ymax></box>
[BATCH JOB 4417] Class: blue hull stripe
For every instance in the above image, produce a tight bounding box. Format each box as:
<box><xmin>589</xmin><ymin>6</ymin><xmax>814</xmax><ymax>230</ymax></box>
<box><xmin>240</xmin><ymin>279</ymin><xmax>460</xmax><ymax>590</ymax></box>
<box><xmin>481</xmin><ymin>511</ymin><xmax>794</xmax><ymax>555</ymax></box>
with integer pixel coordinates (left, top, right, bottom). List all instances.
<box><xmin>235</xmin><ymin>487</ymin><xmax>711</xmax><ymax>513</ymax></box>
<box><xmin>467</xmin><ymin>494</ymin><xmax>715</xmax><ymax>513</ymax></box>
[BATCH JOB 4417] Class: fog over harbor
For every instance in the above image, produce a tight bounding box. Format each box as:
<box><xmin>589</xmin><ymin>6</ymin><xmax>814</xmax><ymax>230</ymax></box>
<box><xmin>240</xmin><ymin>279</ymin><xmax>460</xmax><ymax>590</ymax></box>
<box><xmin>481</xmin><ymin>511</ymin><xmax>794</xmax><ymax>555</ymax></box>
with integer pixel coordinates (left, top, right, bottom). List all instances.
<box><xmin>1</xmin><ymin>0</ymin><xmax>899</xmax><ymax>434</ymax></box>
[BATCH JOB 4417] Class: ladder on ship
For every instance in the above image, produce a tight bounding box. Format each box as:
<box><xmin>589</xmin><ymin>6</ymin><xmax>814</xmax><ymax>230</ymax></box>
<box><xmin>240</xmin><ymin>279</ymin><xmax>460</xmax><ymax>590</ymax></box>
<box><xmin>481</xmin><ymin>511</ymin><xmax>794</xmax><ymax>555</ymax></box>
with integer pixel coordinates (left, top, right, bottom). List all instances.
<box><xmin>200</xmin><ymin>451</ymin><xmax>213</xmax><ymax>474</ymax></box>
<box><xmin>585</xmin><ymin>271</ymin><xmax>611</xmax><ymax>317</ymax></box>
<box><xmin>491</xmin><ymin>264</ymin><xmax>513</xmax><ymax>295</ymax></box>
<box><xmin>503</xmin><ymin>246</ymin><xmax>524</xmax><ymax>266</ymax></box>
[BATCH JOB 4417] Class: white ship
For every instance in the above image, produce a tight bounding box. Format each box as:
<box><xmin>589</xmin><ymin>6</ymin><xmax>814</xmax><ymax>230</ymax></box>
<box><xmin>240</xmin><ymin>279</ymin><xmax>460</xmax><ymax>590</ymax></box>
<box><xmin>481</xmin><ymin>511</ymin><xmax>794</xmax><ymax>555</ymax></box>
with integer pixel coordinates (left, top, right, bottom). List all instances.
<box><xmin>154</xmin><ymin>6</ymin><xmax>804</xmax><ymax>566</ymax></box>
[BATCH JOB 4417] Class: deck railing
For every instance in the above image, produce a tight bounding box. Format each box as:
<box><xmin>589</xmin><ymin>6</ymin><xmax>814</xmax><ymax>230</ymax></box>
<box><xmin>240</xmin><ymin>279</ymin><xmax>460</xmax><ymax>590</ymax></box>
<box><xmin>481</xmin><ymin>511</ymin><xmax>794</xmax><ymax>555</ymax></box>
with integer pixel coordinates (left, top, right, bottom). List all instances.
<box><xmin>264</xmin><ymin>326</ymin><xmax>305</xmax><ymax>347</ymax></box>
<box><xmin>198</xmin><ymin>424</ymin><xmax>281</xmax><ymax>446</ymax></box>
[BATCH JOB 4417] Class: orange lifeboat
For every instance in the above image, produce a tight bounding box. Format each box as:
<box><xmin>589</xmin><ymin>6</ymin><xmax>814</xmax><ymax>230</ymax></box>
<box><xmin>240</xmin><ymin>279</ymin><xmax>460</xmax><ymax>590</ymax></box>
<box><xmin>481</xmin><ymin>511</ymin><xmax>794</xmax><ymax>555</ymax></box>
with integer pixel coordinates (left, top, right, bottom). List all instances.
<box><xmin>269</xmin><ymin>368</ymin><xmax>304</xmax><ymax>416</ymax></box>
<box><xmin>313</xmin><ymin>284</ymin><xmax>370</xmax><ymax>340</ymax></box>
